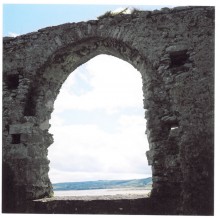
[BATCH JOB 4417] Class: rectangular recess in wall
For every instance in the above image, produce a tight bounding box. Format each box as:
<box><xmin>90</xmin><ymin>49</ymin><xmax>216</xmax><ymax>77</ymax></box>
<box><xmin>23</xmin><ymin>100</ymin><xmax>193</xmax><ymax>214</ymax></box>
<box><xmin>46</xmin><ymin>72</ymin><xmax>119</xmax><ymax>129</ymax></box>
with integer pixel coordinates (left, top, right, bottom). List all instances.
<box><xmin>6</xmin><ymin>74</ymin><xmax>19</xmax><ymax>90</ymax></box>
<box><xmin>170</xmin><ymin>50</ymin><xmax>189</xmax><ymax>68</ymax></box>
<box><xmin>11</xmin><ymin>134</ymin><xmax>21</xmax><ymax>144</ymax></box>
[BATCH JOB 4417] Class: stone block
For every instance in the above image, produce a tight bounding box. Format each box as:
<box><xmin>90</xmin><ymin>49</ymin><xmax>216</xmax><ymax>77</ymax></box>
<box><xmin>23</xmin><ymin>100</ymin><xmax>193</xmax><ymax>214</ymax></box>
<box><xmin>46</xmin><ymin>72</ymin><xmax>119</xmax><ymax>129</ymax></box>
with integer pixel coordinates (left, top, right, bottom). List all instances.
<box><xmin>146</xmin><ymin>150</ymin><xmax>154</xmax><ymax>165</ymax></box>
<box><xmin>9</xmin><ymin>123</ymin><xmax>34</xmax><ymax>134</ymax></box>
<box><xmin>165</xmin><ymin>44</ymin><xmax>188</xmax><ymax>54</ymax></box>
<box><xmin>20</xmin><ymin>133</ymin><xmax>44</xmax><ymax>144</ymax></box>
<box><xmin>39</xmin><ymin>119</ymin><xmax>50</xmax><ymax>130</ymax></box>
<box><xmin>22</xmin><ymin>116</ymin><xmax>37</xmax><ymax>124</ymax></box>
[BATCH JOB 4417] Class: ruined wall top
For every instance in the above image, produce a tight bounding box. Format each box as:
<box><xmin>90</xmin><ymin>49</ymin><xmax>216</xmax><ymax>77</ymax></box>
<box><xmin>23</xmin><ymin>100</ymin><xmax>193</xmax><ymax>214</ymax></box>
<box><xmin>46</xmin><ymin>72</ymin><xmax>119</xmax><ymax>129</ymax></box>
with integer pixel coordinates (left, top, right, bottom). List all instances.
<box><xmin>3</xmin><ymin>6</ymin><xmax>214</xmax><ymax>75</ymax></box>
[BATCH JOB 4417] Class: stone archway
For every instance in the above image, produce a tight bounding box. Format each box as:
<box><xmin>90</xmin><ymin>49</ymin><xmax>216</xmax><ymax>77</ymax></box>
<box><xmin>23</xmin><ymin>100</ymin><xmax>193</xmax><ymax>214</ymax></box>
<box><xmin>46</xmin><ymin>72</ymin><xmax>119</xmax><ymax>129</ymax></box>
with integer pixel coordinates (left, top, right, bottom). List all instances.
<box><xmin>22</xmin><ymin>36</ymin><xmax>167</xmax><ymax>199</ymax></box>
<box><xmin>3</xmin><ymin>6</ymin><xmax>214</xmax><ymax>215</ymax></box>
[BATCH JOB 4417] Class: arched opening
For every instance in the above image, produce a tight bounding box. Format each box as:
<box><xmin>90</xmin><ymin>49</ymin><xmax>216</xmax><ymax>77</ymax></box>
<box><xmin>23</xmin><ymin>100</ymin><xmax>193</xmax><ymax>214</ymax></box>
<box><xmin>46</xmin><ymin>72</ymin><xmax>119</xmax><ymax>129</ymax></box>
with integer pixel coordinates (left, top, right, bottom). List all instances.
<box><xmin>48</xmin><ymin>54</ymin><xmax>152</xmax><ymax>197</ymax></box>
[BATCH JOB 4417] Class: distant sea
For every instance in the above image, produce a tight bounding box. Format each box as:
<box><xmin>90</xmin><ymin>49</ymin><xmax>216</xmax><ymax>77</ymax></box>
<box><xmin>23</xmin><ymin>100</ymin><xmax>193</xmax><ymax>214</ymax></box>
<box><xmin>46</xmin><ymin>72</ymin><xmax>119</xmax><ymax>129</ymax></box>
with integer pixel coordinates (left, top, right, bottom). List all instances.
<box><xmin>52</xmin><ymin>178</ymin><xmax>152</xmax><ymax>198</ymax></box>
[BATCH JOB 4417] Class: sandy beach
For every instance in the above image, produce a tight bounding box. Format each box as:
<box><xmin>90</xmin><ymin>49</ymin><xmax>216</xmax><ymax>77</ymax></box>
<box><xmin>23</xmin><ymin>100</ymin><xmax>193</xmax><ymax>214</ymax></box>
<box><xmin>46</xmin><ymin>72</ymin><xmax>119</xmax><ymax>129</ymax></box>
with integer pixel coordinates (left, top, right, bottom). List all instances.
<box><xmin>52</xmin><ymin>188</ymin><xmax>151</xmax><ymax>200</ymax></box>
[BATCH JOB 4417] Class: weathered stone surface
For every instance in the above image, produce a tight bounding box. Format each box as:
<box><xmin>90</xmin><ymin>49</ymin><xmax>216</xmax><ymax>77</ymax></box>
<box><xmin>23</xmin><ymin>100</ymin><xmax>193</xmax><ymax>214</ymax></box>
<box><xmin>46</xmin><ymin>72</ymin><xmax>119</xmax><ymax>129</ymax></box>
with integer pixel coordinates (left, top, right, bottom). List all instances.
<box><xmin>2</xmin><ymin>6</ymin><xmax>214</xmax><ymax>215</ymax></box>
<box><xmin>9</xmin><ymin>123</ymin><xmax>34</xmax><ymax>134</ymax></box>
<box><xmin>39</xmin><ymin>120</ymin><xmax>50</xmax><ymax>131</ymax></box>
<box><xmin>165</xmin><ymin>44</ymin><xmax>188</xmax><ymax>53</ymax></box>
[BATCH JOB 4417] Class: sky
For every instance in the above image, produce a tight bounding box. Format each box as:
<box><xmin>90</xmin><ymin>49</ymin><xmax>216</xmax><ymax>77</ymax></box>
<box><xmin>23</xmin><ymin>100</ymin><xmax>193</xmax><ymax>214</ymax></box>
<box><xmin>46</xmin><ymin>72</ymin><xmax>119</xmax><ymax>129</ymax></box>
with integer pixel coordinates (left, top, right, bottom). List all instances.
<box><xmin>48</xmin><ymin>55</ymin><xmax>151</xmax><ymax>183</ymax></box>
<box><xmin>3</xmin><ymin>4</ymin><xmax>174</xmax><ymax>37</ymax></box>
<box><xmin>2</xmin><ymin>0</ymin><xmax>219</xmax><ymax>185</ymax></box>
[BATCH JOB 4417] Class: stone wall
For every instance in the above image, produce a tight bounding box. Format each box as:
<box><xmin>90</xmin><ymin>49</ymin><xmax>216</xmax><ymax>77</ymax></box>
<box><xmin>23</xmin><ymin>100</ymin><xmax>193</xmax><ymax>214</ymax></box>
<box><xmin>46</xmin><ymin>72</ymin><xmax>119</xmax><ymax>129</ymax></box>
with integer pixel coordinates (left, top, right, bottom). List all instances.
<box><xmin>2</xmin><ymin>6</ymin><xmax>214</xmax><ymax>214</ymax></box>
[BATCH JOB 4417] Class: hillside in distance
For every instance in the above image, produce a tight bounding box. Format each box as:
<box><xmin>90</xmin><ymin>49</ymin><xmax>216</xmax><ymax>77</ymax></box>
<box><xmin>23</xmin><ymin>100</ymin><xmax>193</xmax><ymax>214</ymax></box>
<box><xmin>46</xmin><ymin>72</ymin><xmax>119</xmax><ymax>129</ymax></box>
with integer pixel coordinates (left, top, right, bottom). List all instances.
<box><xmin>53</xmin><ymin>177</ymin><xmax>152</xmax><ymax>191</ymax></box>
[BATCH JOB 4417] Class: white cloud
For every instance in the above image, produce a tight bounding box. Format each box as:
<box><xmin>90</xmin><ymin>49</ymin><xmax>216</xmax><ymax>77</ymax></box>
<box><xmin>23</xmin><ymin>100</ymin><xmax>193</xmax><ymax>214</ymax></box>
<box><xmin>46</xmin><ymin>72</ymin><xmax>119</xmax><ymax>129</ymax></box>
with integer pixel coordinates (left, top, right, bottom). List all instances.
<box><xmin>53</xmin><ymin>55</ymin><xmax>143</xmax><ymax>114</ymax></box>
<box><xmin>8</xmin><ymin>32</ymin><xmax>20</xmax><ymax>37</ymax></box>
<box><xmin>48</xmin><ymin>120</ymin><xmax>150</xmax><ymax>183</ymax></box>
<box><xmin>48</xmin><ymin>55</ymin><xmax>151</xmax><ymax>183</ymax></box>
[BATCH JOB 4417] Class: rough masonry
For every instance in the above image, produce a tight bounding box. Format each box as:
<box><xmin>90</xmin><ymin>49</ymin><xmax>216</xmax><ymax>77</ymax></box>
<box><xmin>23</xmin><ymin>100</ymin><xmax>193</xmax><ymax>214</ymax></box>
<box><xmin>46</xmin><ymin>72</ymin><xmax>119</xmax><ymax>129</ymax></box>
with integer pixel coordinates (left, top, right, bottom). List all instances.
<box><xmin>2</xmin><ymin>6</ymin><xmax>214</xmax><ymax>215</ymax></box>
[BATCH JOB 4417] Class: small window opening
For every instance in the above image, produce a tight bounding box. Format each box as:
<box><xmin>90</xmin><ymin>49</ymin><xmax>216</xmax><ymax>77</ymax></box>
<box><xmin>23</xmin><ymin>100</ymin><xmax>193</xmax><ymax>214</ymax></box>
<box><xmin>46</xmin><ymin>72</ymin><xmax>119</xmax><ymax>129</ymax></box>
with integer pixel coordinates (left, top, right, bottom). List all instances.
<box><xmin>24</xmin><ymin>89</ymin><xmax>36</xmax><ymax>116</ymax></box>
<box><xmin>6</xmin><ymin>74</ymin><xmax>19</xmax><ymax>90</ymax></box>
<box><xmin>170</xmin><ymin>50</ymin><xmax>189</xmax><ymax>68</ymax></box>
<box><xmin>11</xmin><ymin>134</ymin><xmax>21</xmax><ymax>144</ymax></box>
